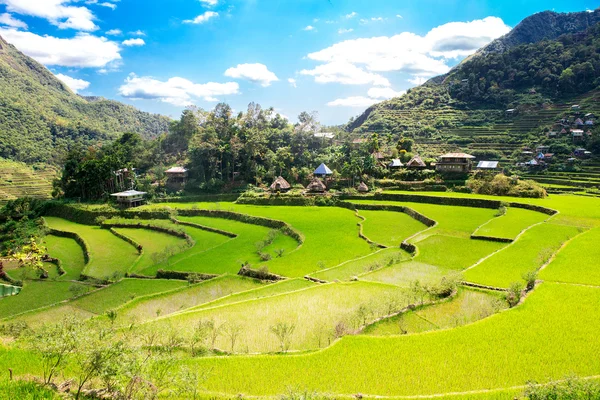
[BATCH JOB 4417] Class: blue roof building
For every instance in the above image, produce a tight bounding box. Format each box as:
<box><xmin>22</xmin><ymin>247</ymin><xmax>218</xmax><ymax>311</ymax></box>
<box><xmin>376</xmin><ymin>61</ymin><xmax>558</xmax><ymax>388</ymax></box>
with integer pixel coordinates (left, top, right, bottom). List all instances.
<box><xmin>314</xmin><ymin>163</ymin><xmax>332</xmax><ymax>176</ymax></box>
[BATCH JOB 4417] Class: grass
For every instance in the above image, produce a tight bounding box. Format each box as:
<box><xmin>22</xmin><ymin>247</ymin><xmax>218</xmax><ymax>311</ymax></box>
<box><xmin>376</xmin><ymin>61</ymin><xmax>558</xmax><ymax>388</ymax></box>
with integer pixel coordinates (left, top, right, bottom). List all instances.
<box><xmin>0</xmin><ymin>281</ymin><xmax>92</xmax><ymax>319</ymax></box>
<box><xmin>44</xmin><ymin>217</ymin><xmax>139</xmax><ymax>279</ymax></box>
<box><xmin>415</xmin><ymin>235</ymin><xmax>506</xmax><ymax>270</ymax></box>
<box><xmin>310</xmin><ymin>248</ymin><xmax>410</xmax><ymax>282</ymax></box>
<box><xmin>43</xmin><ymin>234</ymin><xmax>86</xmax><ymax>280</ymax></box>
<box><xmin>0</xmin><ymin>379</ymin><xmax>62</xmax><ymax>399</ymax></box>
<box><xmin>139</xmin><ymin>203</ymin><xmax>373</xmax><ymax>277</ymax></box>
<box><xmin>115</xmin><ymin>275</ymin><xmax>266</xmax><ymax>324</ymax></box>
<box><xmin>190</xmin><ymin>283</ymin><xmax>600</xmax><ymax>396</ymax></box>
<box><xmin>540</xmin><ymin>227</ymin><xmax>600</xmax><ymax>286</ymax></box>
<box><xmin>473</xmin><ymin>208</ymin><xmax>549</xmax><ymax>240</ymax></box>
<box><xmin>363</xmin><ymin>288</ymin><xmax>506</xmax><ymax>335</ymax></box>
<box><xmin>140</xmin><ymin>215</ymin><xmax>298</xmax><ymax>276</ymax></box>
<box><xmin>143</xmin><ymin>281</ymin><xmax>409</xmax><ymax>353</ymax></box>
<box><xmin>464</xmin><ymin>222</ymin><xmax>582</xmax><ymax>288</ymax></box>
<box><xmin>359</xmin><ymin>210</ymin><xmax>427</xmax><ymax>246</ymax></box>
<box><xmin>361</xmin><ymin>260</ymin><xmax>454</xmax><ymax>287</ymax></box>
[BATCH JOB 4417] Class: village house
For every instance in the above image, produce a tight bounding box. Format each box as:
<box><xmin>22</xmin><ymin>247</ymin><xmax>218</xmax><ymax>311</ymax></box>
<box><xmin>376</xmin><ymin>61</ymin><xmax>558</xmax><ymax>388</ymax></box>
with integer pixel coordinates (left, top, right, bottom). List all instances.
<box><xmin>406</xmin><ymin>155</ymin><xmax>427</xmax><ymax>169</ymax></box>
<box><xmin>306</xmin><ymin>177</ymin><xmax>327</xmax><ymax>193</ymax></box>
<box><xmin>357</xmin><ymin>182</ymin><xmax>369</xmax><ymax>193</ymax></box>
<box><xmin>574</xmin><ymin>148</ymin><xmax>588</xmax><ymax>157</ymax></box>
<box><xmin>585</xmin><ymin>120</ymin><xmax>594</xmax><ymax>126</ymax></box>
<box><xmin>571</xmin><ymin>104</ymin><xmax>581</xmax><ymax>112</ymax></box>
<box><xmin>476</xmin><ymin>161</ymin><xmax>500</xmax><ymax>172</ymax></box>
<box><xmin>575</xmin><ymin>118</ymin><xmax>585</xmax><ymax>127</ymax></box>
<box><xmin>389</xmin><ymin>159</ymin><xmax>403</xmax><ymax>168</ymax></box>
<box><xmin>165</xmin><ymin>166</ymin><xmax>188</xmax><ymax>188</ymax></box>
<box><xmin>110</xmin><ymin>190</ymin><xmax>146</xmax><ymax>208</ymax></box>
<box><xmin>435</xmin><ymin>153</ymin><xmax>476</xmax><ymax>173</ymax></box>
<box><xmin>572</xmin><ymin>129</ymin><xmax>585</xmax><ymax>142</ymax></box>
<box><xmin>536</xmin><ymin>145</ymin><xmax>550</xmax><ymax>153</ymax></box>
<box><xmin>547</xmin><ymin>131</ymin><xmax>558</xmax><ymax>138</ymax></box>
<box><xmin>270</xmin><ymin>176</ymin><xmax>291</xmax><ymax>193</ymax></box>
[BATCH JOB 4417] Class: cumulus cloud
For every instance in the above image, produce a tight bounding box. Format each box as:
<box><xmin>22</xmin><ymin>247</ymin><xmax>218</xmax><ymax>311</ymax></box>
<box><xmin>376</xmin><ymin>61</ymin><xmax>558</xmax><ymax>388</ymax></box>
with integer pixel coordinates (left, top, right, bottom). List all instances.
<box><xmin>396</xmin><ymin>14</ymin><xmax>403</xmax><ymax>19</ymax></box>
<box><xmin>105</xmin><ymin>28</ymin><xmax>121</xmax><ymax>35</ymax></box>
<box><xmin>345</xmin><ymin>12</ymin><xmax>357</xmax><ymax>19</ymax></box>
<box><xmin>118</xmin><ymin>73</ymin><xmax>239</xmax><ymax>106</ymax></box>
<box><xmin>199</xmin><ymin>0</ymin><xmax>218</xmax><ymax>5</ymax></box>
<box><xmin>0</xmin><ymin>0</ymin><xmax>98</xmax><ymax>31</ymax></box>
<box><xmin>367</xmin><ymin>87</ymin><xmax>406</xmax><ymax>99</ymax></box>
<box><xmin>0</xmin><ymin>28</ymin><xmax>121</xmax><ymax>68</ymax></box>
<box><xmin>300</xmin><ymin>62</ymin><xmax>390</xmax><ymax>86</ymax></box>
<box><xmin>184</xmin><ymin>11</ymin><xmax>218</xmax><ymax>24</ymax></box>
<box><xmin>0</xmin><ymin>12</ymin><xmax>27</xmax><ymax>29</ymax></box>
<box><xmin>129</xmin><ymin>30</ymin><xmax>145</xmax><ymax>36</ymax></box>
<box><xmin>122</xmin><ymin>38</ymin><xmax>145</xmax><ymax>46</ymax></box>
<box><xmin>327</xmin><ymin>96</ymin><xmax>378</xmax><ymax>108</ymax></box>
<box><xmin>303</xmin><ymin>25</ymin><xmax>315</xmax><ymax>31</ymax></box>
<box><xmin>338</xmin><ymin>28</ymin><xmax>353</xmax><ymax>34</ymax></box>
<box><xmin>408</xmin><ymin>76</ymin><xmax>427</xmax><ymax>85</ymax></box>
<box><xmin>307</xmin><ymin>16</ymin><xmax>510</xmax><ymax>83</ymax></box>
<box><xmin>98</xmin><ymin>2</ymin><xmax>117</xmax><ymax>10</ymax></box>
<box><xmin>288</xmin><ymin>78</ymin><xmax>297</xmax><ymax>88</ymax></box>
<box><xmin>55</xmin><ymin>73</ymin><xmax>90</xmax><ymax>93</ymax></box>
<box><xmin>224</xmin><ymin>63</ymin><xmax>279</xmax><ymax>87</ymax></box>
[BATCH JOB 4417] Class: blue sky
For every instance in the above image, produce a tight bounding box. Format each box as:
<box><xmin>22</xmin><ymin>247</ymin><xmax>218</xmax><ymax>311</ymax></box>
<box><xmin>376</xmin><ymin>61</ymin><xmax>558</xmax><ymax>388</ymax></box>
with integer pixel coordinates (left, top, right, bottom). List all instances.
<box><xmin>0</xmin><ymin>0</ymin><xmax>597</xmax><ymax>125</ymax></box>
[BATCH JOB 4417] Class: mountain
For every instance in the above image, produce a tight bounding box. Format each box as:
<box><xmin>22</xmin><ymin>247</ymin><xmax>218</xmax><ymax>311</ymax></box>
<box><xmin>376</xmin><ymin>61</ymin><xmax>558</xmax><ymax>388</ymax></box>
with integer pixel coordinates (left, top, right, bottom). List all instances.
<box><xmin>0</xmin><ymin>35</ymin><xmax>171</xmax><ymax>164</ymax></box>
<box><xmin>350</xmin><ymin>8</ymin><xmax>600</xmax><ymax>135</ymax></box>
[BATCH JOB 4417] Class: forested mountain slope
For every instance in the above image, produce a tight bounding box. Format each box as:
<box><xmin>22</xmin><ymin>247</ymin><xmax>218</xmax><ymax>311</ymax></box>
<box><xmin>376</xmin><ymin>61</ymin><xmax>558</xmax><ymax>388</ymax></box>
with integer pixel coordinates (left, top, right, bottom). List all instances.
<box><xmin>0</xmin><ymin>35</ymin><xmax>171</xmax><ymax>164</ymax></box>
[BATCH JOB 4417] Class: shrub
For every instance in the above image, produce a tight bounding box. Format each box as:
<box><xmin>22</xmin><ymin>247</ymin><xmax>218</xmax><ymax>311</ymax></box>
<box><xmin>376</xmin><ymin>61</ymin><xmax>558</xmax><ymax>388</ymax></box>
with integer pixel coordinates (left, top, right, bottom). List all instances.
<box><xmin>524</xmin><ymin>377</ymin><xmax>600</xmax><ymax>399</ymax></box>
<box><xmin>505</xmin><ymin>282</ymin><xmax>524</xmax><ymax>307</ymax></box>
<box><xmin>522</xmin><ymin>270</ymin><xmax>538</xmax><ymax>291</ymax></box>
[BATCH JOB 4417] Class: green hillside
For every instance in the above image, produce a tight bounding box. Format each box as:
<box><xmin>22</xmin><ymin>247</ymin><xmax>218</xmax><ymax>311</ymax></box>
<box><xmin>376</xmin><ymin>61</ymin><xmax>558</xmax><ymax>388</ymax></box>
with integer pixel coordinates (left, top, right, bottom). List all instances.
<box><xmin>0</xmin><ymin>35</ymin><xmax>171</xmax><ymax>164</ymax></box>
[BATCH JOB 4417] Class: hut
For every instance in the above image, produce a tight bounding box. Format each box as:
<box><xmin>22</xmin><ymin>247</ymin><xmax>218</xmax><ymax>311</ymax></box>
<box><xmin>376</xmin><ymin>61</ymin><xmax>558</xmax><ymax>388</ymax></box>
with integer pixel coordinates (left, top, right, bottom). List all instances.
<box><xmin>389</xmin><ymin>159</ymin><xmax>403</xmax><ymax>168</ymax></box>
<box><xmin>307</xmin><ymin>178</ymin><xmax>327</xmax><ymax>193</ymax></box>
<box><xmin>165</xmin><ymin>166</ymin><xmax>188</xmax><ymax>188</ymax></box>
<box><xmin>314</xmin><ymin>163</ymin><xmax>333</xmax><ymax>177</ymax></box>
<box><xmin>357</xmin><ymin>182</ymin><xmax>369</xmax><ymax>193</ymax></box>
<box><xmin>110</xmin><ymin>190</ymin><xmax>146</xmax><ymax>208</ymax></box>
<box><xmin>406</xmin><ymin>155</ymin><xmax>426</xmax><ymax>169</ymax></box>
<box><xmin>270</xmin><ymin>176</ymin><xmax>291</xmax><ymax>193</ymax></box>
<box><xmin>476</xmin><ymin>161</ymin><xmax>500</xmax><ymax>171</ymax></box>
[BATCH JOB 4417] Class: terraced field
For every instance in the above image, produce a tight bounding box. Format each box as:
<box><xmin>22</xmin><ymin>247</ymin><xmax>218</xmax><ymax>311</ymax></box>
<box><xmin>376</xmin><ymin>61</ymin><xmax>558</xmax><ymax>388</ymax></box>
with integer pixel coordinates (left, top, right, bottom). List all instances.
<box><xmin>0</xmin><ymin>159</ymin><xmax>56</xmax><ymax>203</ymax></box>
<box><xmin>1</xmin><ymin>192</ymin><xmax>600</xmax><ymax>398</ymax></box>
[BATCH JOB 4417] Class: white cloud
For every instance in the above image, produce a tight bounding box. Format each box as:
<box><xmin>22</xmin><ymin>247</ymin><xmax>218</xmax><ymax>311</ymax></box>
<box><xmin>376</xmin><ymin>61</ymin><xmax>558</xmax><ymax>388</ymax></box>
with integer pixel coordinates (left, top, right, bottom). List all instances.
<box><xmin>367</xmin><ymin>87</ymin><xmax>405</xmax><ymax>99</ymax></box>
<box><xmin>105</xmin><ymin>28</ymin><xmax>121</xmax><ymax>35</ymax></box>
<box><xmin>345</xmin><ymin>12</ymin><xmax>357</xmax><ymax>19</ymax></box>
<box><xmin>0</xmin><ymin>12</ymin><xmax>27</xmax><ymax>29</ymax></box>
<box><xmin>300</xmin><ymin>62</ymin><xmax>390</xmax><ymax>86</ymax></box>
<box><xmin>327</xmin><ymin>96</ymin><xmax>378</xmax><ymax>108</ymax></box>
<box><xmin>184</xmin><ymin>11</ymin><xmax>218</xmax><ymax>24</ymax></box>
<box><xmin>118</xmin><ymin>73</ymin><xmax>239</xmax><ymax>106</ymax></box>
<box><xmin>408</xmin><ymin>76</ymin><xmax>427</xmax><ymax>85</ymax></box>
<box><xmin>288</xmin><ymin>78</ymin><xmax>296</xmax><ymax>88</ymax></box>
<box><xmin>307</xmin><ymin>16</ymin><xmax>510</xmax><ymax>82</ymax></box>
<box><xmin>396</xmin><ymin>14</ymin><xmax>403</xmax><ymax>19</ymax></box>
<box><xmin>0</xmin><ymin>28</ymin><xmax>121</xmax><ymax>68</ymax></box>
<box><xmin>54</xmin><ymin>73</ymin><xmax>90</xmax><ymax>93</ymax></box>
<box><xmin>199</xmin><ymin>0</ymin><xmax>218</xmax><ymax>6</ymax></box>
<box><xmin>303</xmin><ymin>25</ymin><xmax>315</xmax><ymax>31</ymax></box>
<box><xmin>338</xmin><ymin>28</ymin><xmax>353</xmax><ymax>34</ymax></box>
<box><xmin>98</xmin><ymin>2</ymin><xmax>117</xmax><ymax>10</ymax></box>
<box><xmin>129</xmin><ymin>30</ymin><xmax>145</xmax><ymax>36</ymax></box>
<box><xmin>224</xmin><ymin>63</ymin><xmax>279</xmax><ymax>87</ymax></box>
<box><xmin>0</xmin><ymin>0</ymin><xmax>98</xmax><ymax>31</ymax></box>
<box><xmin>122</xmin><ymin>38</ymin><xmax>145</xmax><ymax>46</ymax></box>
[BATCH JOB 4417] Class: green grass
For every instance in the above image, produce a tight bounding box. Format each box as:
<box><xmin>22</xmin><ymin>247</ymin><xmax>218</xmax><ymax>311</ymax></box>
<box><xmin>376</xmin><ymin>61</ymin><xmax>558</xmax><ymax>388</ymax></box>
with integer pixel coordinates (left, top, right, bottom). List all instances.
<box><xmin>473</xmin><ymin>208</ymin><xmax>548</xmax><ymax>240</ymax></box>
<box><xmin>143</xmin><ymin>281</ymin><xmax>409</xmax><ymax>353</ymax></box>
<box><xmin>310</xmin><ymin>248</ymin><xmax>410</xmax><ymax>282</ymax></box>
<box><xmin>116</xmin><ymin>275</ymin><xmax>266</xmax><ymax>324</ymax></box>
<box><xmin>140</xmin><ymin>203</ymin><xmax>373</xmax><ymax>277</ymax></box>
<box><xmin>112</xmin><ymin>227</ymin><xmax>188</xmax><ymax>272</ymax></box>
<box><xmin>43</xmin><ymin>234</ymin><xmax>86</xmax><ymax>280</ymax></box>
<box><xmin>363</xmin><ymin>288</ymin><xmax>506</xmax><ymax>335</ymax></box>
<box><xmin>44</xmin><ymin>217</ymin><xmax>139</xmax><ymax>279</ymax></box>
<box><xmin>0</xmin><ymin>379</ymin><xmax>61</xmax><ymax>399</ymax></box>
<box><xmin>359</xmin><ymin>210</ymin><xmax>427</xmax><ymax>246</ymax></box>
<box><xmin>464</xmin><ymin>222</ymin><xmax>582</xmax><ymax>288</ymax></box>
<box><xmin>0</xmin><ymin>281</ymin><xmax>92</xmax><ymax>319</ymax></box>
<box><xmin>361</xmin><ymin>261</ymin><xmax>454</xmax><ymax>288</ymax></box>
<box><xmin>415</xmin><ymin>235</ymin><xmax>506</xmax><ymax>270</ymax></box>
<box><xmin>540</xmin><ymin>227</ymin><xmax>600</xmax><ymax>286</ymax></box>
<box><xmin>190</xmin><ymin>283</ymin><xmax>600</xmax><ymax>396</ymax></box>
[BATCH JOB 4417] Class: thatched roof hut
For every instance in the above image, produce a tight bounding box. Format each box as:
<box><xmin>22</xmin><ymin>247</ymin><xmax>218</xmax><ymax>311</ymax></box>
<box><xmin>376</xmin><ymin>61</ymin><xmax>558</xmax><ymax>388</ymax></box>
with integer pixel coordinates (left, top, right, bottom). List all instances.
<box><xmin>357</xmin><ymin>182</ymin><xmax>369</xmax><ymax>192</ymax></box>
<box><xmin>270</xmin><ymin>176</ymin><xmax>291</xmax><ymax>192</ymax></box>
<box><xmin>307</xmin><ymin>177</ymin><xmax>327</xmax><ymax>193</ymax></box>
<box><xmin>406</xmin><ymin>155</ymin><xmax>426</xmax><ymax>168</ymax></box>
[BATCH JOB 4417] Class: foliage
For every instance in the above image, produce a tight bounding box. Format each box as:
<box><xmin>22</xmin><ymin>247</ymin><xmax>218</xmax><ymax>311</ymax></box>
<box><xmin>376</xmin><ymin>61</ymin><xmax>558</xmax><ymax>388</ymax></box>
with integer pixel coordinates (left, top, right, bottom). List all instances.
<box><xmin>524</xmin><ymin>377</ymin><xmax>600</xmax><ymax>399</ymax></box>
<box><xmin>467</xmin><ymin>173</ymin><xmax>547</xmax><ymax>198</ymax></box>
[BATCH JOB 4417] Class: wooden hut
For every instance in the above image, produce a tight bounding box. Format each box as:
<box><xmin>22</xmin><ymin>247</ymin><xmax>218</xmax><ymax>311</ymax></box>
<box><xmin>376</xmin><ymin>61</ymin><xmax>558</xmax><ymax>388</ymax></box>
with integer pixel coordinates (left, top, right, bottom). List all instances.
<box><xmin>165</xmin><ymin>166</ymin><xmax>188</xmax><ymax>188</ymax></box>
<box><xmin>307</xmin><ymin>178</ymin><xmax>326</xmax><ymax>193</ymax></box>
<box><xmin>357</xmin><ymin>182</ymin><xmax>369</xmax><ymax>193</ymax></box>
<box><xmin>406</xmin><ymin>155</ymin><xmax>426</xmax><ymax>169</ymax></box>
<box><xmin>270</xmin><ymin>176</ymin><xmax>291</xmax><ymax>193</ymax></box>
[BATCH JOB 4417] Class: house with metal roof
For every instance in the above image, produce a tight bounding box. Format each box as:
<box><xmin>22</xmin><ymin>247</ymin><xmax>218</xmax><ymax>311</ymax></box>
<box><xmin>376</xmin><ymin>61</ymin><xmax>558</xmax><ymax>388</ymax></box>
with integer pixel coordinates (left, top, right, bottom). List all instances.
<box><xmin>314</xmin><ymin>163</ymin><xmax>333</xmax><ymax>176</ymax></box>
<box><xmin>110</xmin><ymin>190</ymin><xmax>147</xmax><ymax>208</ymax></box>
<box><xmin>389</xmin><ymin>159</ymin><xmax>403</xmax><ymax>168</ymax></box>
<box><xmin>476</xmin><ymin>161</ymin><xmax>500</xmax><ymax>170</ymax></box>
<box><xmin>436</xmin><ymin>153</ymin><xmax>476</xmax><ymax>173</ymax></box>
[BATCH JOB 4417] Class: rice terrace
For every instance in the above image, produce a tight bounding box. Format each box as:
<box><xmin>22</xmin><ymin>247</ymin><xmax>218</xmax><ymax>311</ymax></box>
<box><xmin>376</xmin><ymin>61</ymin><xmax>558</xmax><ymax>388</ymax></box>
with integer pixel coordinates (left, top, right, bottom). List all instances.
<box><xmin>1</xmin><ymin>1</ymin><xmax>600</xmax><ymax>399</ymax></box>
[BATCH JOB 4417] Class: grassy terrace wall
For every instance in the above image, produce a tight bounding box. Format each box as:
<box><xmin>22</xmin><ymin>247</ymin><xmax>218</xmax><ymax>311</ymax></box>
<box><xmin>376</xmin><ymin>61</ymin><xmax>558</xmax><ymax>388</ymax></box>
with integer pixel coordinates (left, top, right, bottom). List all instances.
<box><xmin>46</xmin><ymin>228</ymin><xmax>91</xmax><ymax>265</ymax></box>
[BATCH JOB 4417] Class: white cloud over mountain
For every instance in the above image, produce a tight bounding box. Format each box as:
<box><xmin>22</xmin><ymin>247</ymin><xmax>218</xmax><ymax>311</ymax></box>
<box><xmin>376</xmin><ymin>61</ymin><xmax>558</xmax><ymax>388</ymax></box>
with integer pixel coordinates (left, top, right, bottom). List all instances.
<box><xmin>300</xmin><ymin>61</ymin><xmax>390</xmax><ymax>87</ymax></box>
<box><xmin>55</xmin><ymin>73</ymin><xmax>90</xmax><ymax>93</ymax></box>
<box><xmin>118</xmin><ymin>73</ymin><xmax>239</xmax><ymax>106</ymax></box>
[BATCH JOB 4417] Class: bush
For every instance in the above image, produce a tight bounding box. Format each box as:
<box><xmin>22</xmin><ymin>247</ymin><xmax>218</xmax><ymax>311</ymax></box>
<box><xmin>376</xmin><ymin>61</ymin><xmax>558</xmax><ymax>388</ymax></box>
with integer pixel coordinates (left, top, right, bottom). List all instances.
<box><xmin>467</xmin><ymin>173</ymin><xmax>546</xmax><ymax>198</ymax></box>
<box><xmin>522</xmin><ymin>270</ymin><xmax>538</xmax><ymax>291</ymax></box>
<box><xmin>524</xmin><ymin>377</ymin><xmax>600</xmax><ymax>399</ymax></box>
<box><xmin>505</xmin><ymin>282</ymin><xmax>524</xmax><ymax>307</ymax></box>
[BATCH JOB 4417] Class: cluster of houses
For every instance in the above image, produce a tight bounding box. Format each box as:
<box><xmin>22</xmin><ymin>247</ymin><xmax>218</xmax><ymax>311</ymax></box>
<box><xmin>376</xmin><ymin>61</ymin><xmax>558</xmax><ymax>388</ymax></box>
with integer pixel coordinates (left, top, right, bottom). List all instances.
<box><xmin>546</xmin><ymin>107</ymin><xmax>595</xmax><ymax>143</ymax></box>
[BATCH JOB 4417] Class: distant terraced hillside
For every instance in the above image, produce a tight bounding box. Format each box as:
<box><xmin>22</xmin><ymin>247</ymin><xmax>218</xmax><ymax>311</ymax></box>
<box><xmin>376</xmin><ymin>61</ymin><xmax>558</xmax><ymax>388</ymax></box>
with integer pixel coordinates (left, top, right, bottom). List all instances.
<box><xmin>0</xmin><ymin>159</ymin><xmax>56</xmax><ymax>203</ymax></box>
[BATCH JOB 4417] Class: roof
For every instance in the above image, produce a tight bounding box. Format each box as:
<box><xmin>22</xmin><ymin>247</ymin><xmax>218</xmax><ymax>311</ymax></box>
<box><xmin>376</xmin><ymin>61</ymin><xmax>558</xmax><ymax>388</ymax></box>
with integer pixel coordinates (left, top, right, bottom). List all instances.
<box><xmin>165</xmin><ymin>166</ymin><xmax>188</xmax><ymax>173</ymax></box>
<box><xmin>406</xmin><ymin>155</ymin><xmax>426</xmax><ymax>167</ymax></box>
<box><xmin>269</xmin><ymin>176</ymin><xmax>291</xmax><ymax>191</ymax></box>
<box><xmin>476</xmin><ymin>161</ymin><xmax>499</xmax><ymax>169</ymax></box>
<box><xmin>572</xmin><ymin>129</ymin><xmax>584</xmax><ymax>135</ymax></box>
<box><xmin>352</xmin><ymin>138</ymin><xmax>367</xmax><ymax>144</ymax></box>
<box><xmin>307</xmin><ymin>177</ymin><xmax>327</xmax><ymax>192</ymax></box>
<box><xmin>439</xmin><ymin>153</ymin><xmax>476</xmax><ymax>159</ymax></box>
<box><xmin>505</xmin><ymin>109</ymin><xmax>515</xmax><ymax>112</ymax></box>
<box><xmin>525</xmin><ymin>159</ymin><xmax>539</xmax><ymax>166</ymax></box>
<box><xmin>314</xmin><ymin>163</ymin><xmax>333</xmax><ymax>175</ymax></box>
<box><xmin>357</xmin><ymin>182</ymin><xmax>369</xmax><ymax>192</ymax></box>
<box><xmin>110</xmin><ymin>190</ymin><xmax>147</xmax><ymax>197</ymax></box>
<box><xmin>314</xmin><ymin>132</ymin><xmax>335</xmax><ymax>139</ymax></box>
<box><xmin>389</xmin><ymin>159</ymin><xmax>403</xmax><ymax>167</ymax></box>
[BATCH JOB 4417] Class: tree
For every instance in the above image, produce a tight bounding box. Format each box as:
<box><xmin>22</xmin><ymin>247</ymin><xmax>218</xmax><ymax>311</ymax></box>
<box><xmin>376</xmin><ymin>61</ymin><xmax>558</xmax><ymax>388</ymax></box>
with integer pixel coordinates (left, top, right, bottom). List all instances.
<box><xmin>223</xmin><ymin>323</ymin><xmax>243</xmax><ymax>353</ymax></box>
<box><xmin>269</xmin><ymin>322</ymin><xmax>296</xmax><ymax>353</ymax></box>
